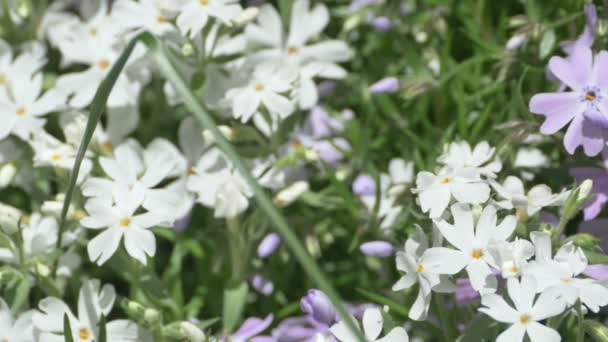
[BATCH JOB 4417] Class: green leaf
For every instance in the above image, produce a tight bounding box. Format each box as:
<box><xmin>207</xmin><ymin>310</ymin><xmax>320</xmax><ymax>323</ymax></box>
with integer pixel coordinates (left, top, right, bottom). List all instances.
<box><xmin>583</xmin><ymin>319</ymin><xmax>608</xmax><ymax>341</ymax></box>
<box><xmin>63</xmin><ymin>314</ymin><xmax>74</xmax><ymax>342</ymax></box>
<box><xmin>539</xmin><ymin>29</ymin><xmax>556</xmax><ymax>59</ymax></box>
<box><xmin>584</xmin><ymin>249</ymin><xmax>608</xmax><ymax>264</ymax></box>
<box><xmin>222</xmin><ymin>282</ymin><xmax>249</xmax><ymax>333</ymax></box>
<box><xmin>98</xmin><ymin>315</ymin><xmax>107</xmax><ymax>342</ymax></box>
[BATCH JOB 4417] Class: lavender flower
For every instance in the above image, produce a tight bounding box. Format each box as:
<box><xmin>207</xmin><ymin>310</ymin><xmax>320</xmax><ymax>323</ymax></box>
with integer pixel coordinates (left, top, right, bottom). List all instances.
<box><xmin>529</xmin><ymin>45</ymin><xmax>608</xmax><ymax>156</ymax></box>
<box><xmin>455</xmin><ymin>278</ymin><xmax>480</xmax><ymax>306</ymax></box>
<box><xmin>371</xmin><ymin>17</ymin><xmax>392</xmax><ymax>32</ymax></box>
<box><xmin>313</xmin><ymin>138</ymin><xmax>351</xmax><ymax>164</ymax></box>
<box><xmin>173</xmin><ymin>211</ymin><xmax>192</xmax><ymax>233</ymax></box>
<box><xmin>352</xmin><ymin>174</ymin><xmax>376</xmax><ymax>196</ymax></box>
<box><xmin>561</xmin><ymin>4</ymin><xmax>597</xmax><ymax>54</ymax></box>
<box><xmin>258</xmin><ymin>233</ymin><xmax>282</xmax><ymax>258</ymax></box>
<box><xmin>271</xmin><ymin>316</ymin><xmax>329</xmax><ymax>342</ymax></box>
<box><xmin>584</xmin><ymin>265</ymin><xmax>608</xmax><ymax>280</ymax></box>
<box><xmin>308</xmin><ymin>106</ymin><xmax>344</xmax><ymax>139</ymax></box>
<box><xmin>300</xmin><ymin>289</ymin><xmax>337</xmax><ymax>325</ymax></box>
<box><xmin>369</xmin><ymin>77</ymin><xmax>400</xmax><ymax>94</ymax></box>
<box><xmin>359</xmin><ymin>241</ymin><xmax>394</xmax><ymax>257</ymax></box>
<box><xmin>231</xmin><ymin>314</ymin><xmax>274</xmax><ymax>342</ymax></box>
<box><xmin>250</xmin><ymin>274</ymin><xmax>274</xmax><ymax>296</ymax></box>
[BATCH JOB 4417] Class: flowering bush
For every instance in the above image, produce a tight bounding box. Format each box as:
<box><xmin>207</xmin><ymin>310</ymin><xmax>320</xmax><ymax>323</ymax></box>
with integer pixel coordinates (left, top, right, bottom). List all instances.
<box><xmin>0</xmin><ymin>0</ymin><xmax>607</xmax><ymax>341</ymax></box>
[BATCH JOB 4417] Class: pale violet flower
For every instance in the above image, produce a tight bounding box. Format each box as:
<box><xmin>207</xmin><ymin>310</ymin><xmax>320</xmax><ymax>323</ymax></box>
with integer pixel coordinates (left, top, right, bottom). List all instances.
<box><xmin>434</xmin><ymin>204</ymin><xmax>517</xmax><ymax>293</ymax></box>
<box><xmin>0</xmin><ymin>298</ymin><xmax>34</xmax><ymax>342</ymax></box>
<box><xmin>491</xmin><ymin>176</ymin><xmax>569</xmax><ymax>219</ymax></box>
<box><xmin>392</xmin><ymin>226</ymin><xmax>461</xmax><ymax>321</ymax></box>
<box><xmin>479</xmin><ymin>275</ymin><xmax>565</xmax><ymax>342</ymax></box>
<box><xmin>176</xmin><ymin>0</ymin><xmax>243</xmax><ymax>38</ymax></box>
<box><xmin>438</xmin><ymin>141</ymin><xmax>502</xmax><ymax>178</ymax></box>
<box><xmin>226</xmin><ymin>63</ymin><xmax>296</xmax><ymax>123</ymax></box>
<box><xmin>525</xmin><ymin>231</ymin><xmax>608</xmax><ymax>313</ymax></box>
<box><xmin>413</xmin><ymin>168</ymin><xmax>490</xmax><ymax>219</ymax></box>
<box><xmin>33</xmin><ymin>279</ymin><xmax>151</xmax><ymax>341</ymax></box>
<box><xmin>330</xmin><ymin>307</ymin><xmax>409</xmax><ymax>342</ymax></box>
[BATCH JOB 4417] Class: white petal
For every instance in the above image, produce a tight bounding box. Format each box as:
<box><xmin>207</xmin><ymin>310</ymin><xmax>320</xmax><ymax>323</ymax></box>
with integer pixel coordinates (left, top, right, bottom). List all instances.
<box><xmin>531</xmin><ymin>287</ymin><xmax>566</xmax><ymax>321</ymax></box>
<box><xmin>376</xmin><ymin>327</ymin><xmax>409</xmax><ymax>342</ymax></box>
<box><xmin>330</xmin><ymin>319</ymin><xmax>360</xmax><ymax>342</ymax></box>
<box><xmin>507</xmin><ymin>276</ymin><xmax>536</xmax><ymax>313</ymax></box>
<box><xmin>106</xmin><ymin>319</ymin><xmax>152</xmax><ymax>342</ymax></box>
<box><xmin>362</xmin><ymin>308</ymin><xmax>383</xmax><ymax>341</ymax></box>
<box><xmin>466</xmin><ymin>260</ymin><xmax>497</xmax><ymax>293</ymax></box>
<box><xmin>479</xmin><ymin>294</ymin><xmax>519</xmax><ymax>323</ymax></box>
<box><xmin>496</xmin><ymin>324</ymin><xmax>526</xmax><ymax>342</ymax></box>
<box><xmin>451</xmin><ymin>181</ymin><xmax>490</xmax><ymax>204</ymax></box>
<box><xmin>123</xmin><ymin>228</ymin><xmax>156</xmax><ymax>265</ymax></box>
<box><xmin>409</xmin><ymin>284</ymin><xmax>431</xmax><ymax>321</ymax></box>
<box><xmin>87</xmin><ymin>227</ymin><xmax>123</xmax><ymax>265</ymax></box>
<box><xmin>418</xmin><ymin>185</ymin><xmax>451</xmax><ymax>218</ymax></box>
<box><xmin>525</xmin><ymin>322</ymin><xmax>561</xmax><ymax>342</ymax></box>
<box><xmin>422</xmin><ymin>247</ymin><xmax>468</xmax><ymax>275</ymax></box>
<box><xmin>78</xmin><ymin>279</ymin><xmax>116</xmax><ymax>330</ymax></box>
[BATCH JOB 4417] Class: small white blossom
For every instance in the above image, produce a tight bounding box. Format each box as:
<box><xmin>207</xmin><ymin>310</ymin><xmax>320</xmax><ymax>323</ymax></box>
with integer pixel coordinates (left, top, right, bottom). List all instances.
<box><xmin>0</xmin><ymin>298</ymin><xmax>34</xmax><ymax>342</ymax></box>
<box><xmin>176</xmin><ymin>0</ymin><xmax>243</xmax><ymax>38</ymax></box>
<box><xmin>330</xmin><ymin>307</ymin><xmax>409</xmax><ymax>342</ymax></box>
<box><xmin>437</xmin><ymin>141</ymin><xmax>502</xmax><ymax>178</ymax></box>
<box><xmin>491</xmin><ymin>176</ymin><xmax>569</xmax><ymax>218</ymax></box>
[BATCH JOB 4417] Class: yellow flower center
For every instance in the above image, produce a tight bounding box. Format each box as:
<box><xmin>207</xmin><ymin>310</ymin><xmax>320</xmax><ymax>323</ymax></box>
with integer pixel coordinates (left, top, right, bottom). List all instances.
<box><xmin>563</xmin><ymin>277</ymin><xmax>573</xmax><ymax>283</ymax></box>
<box><xmin>510</xmin><ymin>266</ymin><xmax>519</xmax><ymax>273</ymax></box>
<box><xmin>16</xmin><ymin>107</ymin><xmax>25</xmax><ymax>116</ymax></box>
<box><xmin>51</xmin><ymin>153</ymin><xmax>61</xmax><ymax>161</ymax></box>
<box><xmin>90</xmin><ymin>28</ymin><xmax>97</xmax><ymax>37</ymax></box>
<box><xmin>585</xmin><ymin>91</ymin><xmax>596</xmax><ymax>101</ymax></box>
<box><xmin>416</xmin><ymin>263</ymin><xmax>423</xmax><ymax>273</ymax></box>
<box><xmin>157</xmin><ymin>15</ymin><xmax>167</xmax><ymax>23</ymax></box>
<box><xmin>120</xmin><ymin>218</ymin><xmax>131</xmax><ymax>227</ymax></box>
<box><xmin>0</xmin><ymin>74</ymin><xmax>6</xmax><ymax>85</ymax></box>
<box><xmin>98</xmin><ymin>59</ymin><xmax>110</xmax><ymax>70</ymax></box>
<box><xmin>199</xmin><ymin>0</ymin><xmax>209</xmax><ymax>5</ymax></box>
<box><xmin>255</xmin><ymin>83</ymin><xmax>265</xmax><ymax>92</ymax></box>
<box><xmin>441</xmin><ymin>177</ymin><xmax>451</xmax><ymax>184</ymax></box>
<box><xmin>292</xmin><ymin>140</ymin><xmax>303</xmax><ymax>149</ymax></box>
<box><xmin>79</xmin><ymin>327</ymin><xmax>90</xmax><ymax>340</ymax></box>
<box><xmin>519</xmin><ymin>314</ymin><xmax>530</xmax><ymax>325</ymax></box>
<box><xmin>102</xmin><ymin>141</ymin><xmax>113</xmax><ymax>154</ymax></box>
<box><xmin>471</xmin><ymin>249</ymin><xmax>483</xmax><ymax>259</ymax></box>
<box><xmin>287</xmin><ymin>46</ymin><xmax>298</xmax><ymax>55</ymax></box>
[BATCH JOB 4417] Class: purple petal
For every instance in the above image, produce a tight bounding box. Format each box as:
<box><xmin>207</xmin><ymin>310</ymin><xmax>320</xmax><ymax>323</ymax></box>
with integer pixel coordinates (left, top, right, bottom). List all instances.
<box><xmin>371</xmin><ymin>17</ymin><xmax>392</xmax><ymax>32</ymax></box>
<box><xmin>233</xmin><ymin>314</ymin><xmax>274</xmax><ymax>340</ymax></box>
<box><xmin>581</xmin><ymin>117</ymin><xmax>606</xmax><ymax>156</ymax></box>
<box><xmin>250</xmin><ymin>274</ymin><xmax>274</xmax><ymax>296</ymax></box>
<box><xmin>258</xmin><ymin>233</ymin><xmax>282</xmax><ymax>258</ymax></box>
<box><xmin>300</xmin><ymin>289</ymin><xmax>337</xmax><ymax>325</ymax></box>
<box><xmin>583</xmin><ymin>264</ymin><xmax>608</xmax><ymax>280</ymax></box>
<box><xmin>548</xmin><ymin>45</ymin><xmax>593</xmax><ymax>91</ymax></box>
<box><xmin>455</xmin><ymin>278</ymin><xmax>479</xmax><ymax>306</ymax></box>
<box><xmin>529</xmin><ymin>92</ymin><xmax>581</xmax><ymax>134</ymax></box>
<box><xmin>368</xmin><ymin>77</ymin><xmax>400</xmax><ymax>94</ymax></box>
<box><xmin>592</xmin><ymin>51</ymin><xmax>608</xmax><ymax>89</ymax></box>
<box><xmin>352</xmin><ymin>174</ymin><xmax>376</xmax><ymax>196</ymax></box>
<box><xmin>359</xmin><ymin>241</ymin><xmax>394</xmax><ymax>257</ymax></box>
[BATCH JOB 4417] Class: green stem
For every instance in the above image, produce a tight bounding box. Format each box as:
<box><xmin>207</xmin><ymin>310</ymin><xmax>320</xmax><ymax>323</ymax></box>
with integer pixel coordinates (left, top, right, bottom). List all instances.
<box><xmin>434</xmin><ymin>294</ymin><xmax>455</xmax><ymax>342</ymax></box>
<box><xmin>144</xmin><ymin>33</ymin><xmax>366</xmax><ymax>342</ymax></box>
<box><xmin>576</xmin><ymin>300</ymin><xmax>584</xmax><ymax>342</ymax></box>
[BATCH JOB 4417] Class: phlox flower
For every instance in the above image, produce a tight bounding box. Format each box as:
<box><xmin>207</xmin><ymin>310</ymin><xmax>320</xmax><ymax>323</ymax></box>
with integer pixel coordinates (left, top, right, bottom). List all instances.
<box><xmin>330</xmin><ymin>307</ymin><xmax>409</xmax><ymax>342</ymax></box>
<box><xmin>434</xmin><ymin>204</ymin><xmax>517</xmax><ymax>293</ymax></box>
<box><xmin>529</xmin><ymin>45</ymin><xmax>608</xmax><ymax>156</ymax></box>
<box><xmin>413</xmin><ymin>168</ymin><xmax>490</xmax><ymax>219</ymax></box>
<box><xmin>81</xmin><ymin>185</ymin><xmax>166</xmax><ymax>265</ymax></box>
<box><xmin>112</xmin><ymin>0</ymin><xmax>178</xmax><ymax>36</ymax></box>
<box><xmin>479</xmin><ymin>275</ymin><xmax>565</xmax><ymax>342</ymax></box>
<box><xmin>524</xmin><ymin>231</ymin><xmax>608</xmax><ymax>313</ymax></box>
<box><xmin>31</xmin><ymin>132</ymin><xmax>92</xmax><ymax>184</ymax></box>
<box><xmin>487</xmin><ymin>239</ymin><xmax>535</xmax><ymax>279</ymax></box>
<box><xmin>226</xmin><ymin>63</ymin><xmax>296</xmax><ymax>123</ymax></box>
<box><xmin>491</xmin><ymin>176</ymin><xmax>569</xmax><ymax>219</ymax></box>
<box><xmin>33</xmin><ymin>279</ymin><xmax>151</xmax><ymax>341</ymax></box>
<box><xmin>230</xmin><ymin>314</ymin><xmax>273</xmax><ymax>342</ymax></box>
<box><xmin>437</xmin><ymin>141</ymin><xmax>502</xmax><ymax>178</ymax></box>
<box><xmin>0</xmin><ymin>298</ymin><xmax>34</xmax><ymax>342</ymax></box>
<box><xmin>392</xmin><ymin>226</ymin><xmax>462</xmax><ymax>321</ymax></box>
<box><xmin>176</xmin><ymin>0</ymin><xmax>243</xmax><ymax>38</ymax></box>
<box><xmin>0</xmin><ymin>40</ymin><xmax>46</xmax><ymax>91</ymax></box>
<box><xmin>245</xmin><ymin>0</ymin><xmax>353</xmax><ymax>109</ymax></box>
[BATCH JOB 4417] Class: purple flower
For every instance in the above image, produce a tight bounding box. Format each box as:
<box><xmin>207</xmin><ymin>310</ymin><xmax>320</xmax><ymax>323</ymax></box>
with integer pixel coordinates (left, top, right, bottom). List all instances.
<box><xmin>300</xmin><ymin>289</ymin><xmax>337</xmax><ymax>325</ymax></box>
<box><xmin>529</xmin><ymin>45</ymin><xmax>608</xmax><ymax>156</ymax></box>
<box><xmin>258</xmin><ymin>233</ymin><xmax>282</xmax><ymax>258</ymax></box>
<box><xmin>371</xmin><ymin>17</ymin><xmax>392</xmax><ymax>32</ymax></box>
<box><xmin>584</xmin><ymin>264</ymin><xmax>608</xmax><ymax>280</ymax></box>
<box><xmin>173</xmin><ymin>211</ymin><xmax>192</xmax><ymax>233</ymax></box>
<box><xmin>570</xmin><ymin>167</ymin><xmax>608</xmax><ymax>220</ymax></box>
<box><xmin>313</xmin><ymin>138</ymin><xmax>351</xmax><ymax>164</ymax></box>
<box><xmin>455</xmin><ymin>278</ymin><xmax>480</xmax><ymax>306</ymax></box>
<box><xmin>578</xmin><ymin>218</ymin><xmax>608</xmax><ymax>252</ymax></box>
<box><xmin>317</xmin><ymin>81</ymin><xmax>337</xmax><ymax>98</ymax></box>
<box><xmin>561</xmin><ymin>4</ymin><xmax>597</xmax><ymax>54</ymax></box>
<box><xmin>232</xmin><ymin>314</ymin><xmax>274</xmax><ymax>342</ymax></box>
<box><xmin>352</xmin><ymin>174</ymin><xmax>376</xmax><ymax>196</ymax></box>
<box><xmin>369</xmin><ymin>77</ymin><xmax>400</xmax><ymax>94</ymax></box>
<box><xmin>359</xmin><ymin>241</ymin><xmax>394</xmax><ymax>257</ymax></box>
<box><xmin>271</xmin><ymin>316</ymin><xmax>330</xmax><ymax>342</ymax></box>
<box><xmin>250</xmin><ymin>274</ymin><xmax>274</xmax><ymax>296</ymax></box>
<box><xmin>308</xmin><ymin>106</ymin><xmax>344</xmax><ymax>139</ymax></box>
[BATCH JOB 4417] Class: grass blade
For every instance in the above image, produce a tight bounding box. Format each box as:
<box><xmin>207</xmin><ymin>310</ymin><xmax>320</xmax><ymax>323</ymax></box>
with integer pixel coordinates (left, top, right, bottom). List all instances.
<box><xmin>63</xmin><ymin>314</ymin><xmax>74</xmax><ymax>342</ymax></box>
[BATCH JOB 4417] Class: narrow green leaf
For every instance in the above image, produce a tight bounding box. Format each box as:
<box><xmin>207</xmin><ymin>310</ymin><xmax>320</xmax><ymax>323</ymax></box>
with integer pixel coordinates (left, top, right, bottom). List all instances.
<box><xmin>583</xmin><ymin>319</ymin><xmax>608</xmax><ymax>341</ymax></box>
<box><xmin>355</xmin><ymin>288</ymin><xmax>408</xmax><ymax>317</ymax></box>
<box><xmin>63</xmin><ymin>314</ymin><xmax>74</xmax><ymax>342</ymax></box>
<box><xmin>222</xmin><ymin>282</ymin><xmax>248</xmax><ymax>333</ymax></box>
<box><xmin>98</xmin><ymin>314</ymin><xmax>107</xmax><ymax>342</ymax></box>
<box><xmin>145</xmin><ymin>33</ymin><xmax>366</xmax><ymax>342</ymax></box>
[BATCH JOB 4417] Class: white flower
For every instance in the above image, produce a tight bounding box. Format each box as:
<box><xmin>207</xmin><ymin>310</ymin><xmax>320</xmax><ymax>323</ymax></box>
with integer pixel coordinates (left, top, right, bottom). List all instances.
<box><xmin>226</xmin><ymin>63</ymin><xmax>296</xmax><ymax>123</ymax></box>
<box><xmin>0</xmin><ymin>40</ymin><xmax>46</xmax><ymax>91</ymax></box>
<box><xmin>330</xmin><ymin>307</ymin><xmax>409</xmax><ymax>342</ymax></box>
<box><xmin>392</xmin><ymin>226</ymin><xmax>462</xmax><ymax>321</ymax></box>
<box><xmin>244</xmin><ymin>0</ymin><xmax>353</xmax><ymax>109</ymax></box>
<box><xmin>437</xmin><ymin>141</ymin><xmax>502</xmax><ymax>178</ymax></box>
<box><xmin>413</xmin><ymin>168</ymin><xmax>490</xmax><ymax>218</ymax></box>
<box><xmin>491</xmin><ymin>176</ymin><xmax>569</xmax><ymax>218</ymax></box>
<box><xmin>176</xmin><ymin>0</ymin><xmax>243</xmax><ymax>38</ymax></box>
<box><xmin>0</xmin><ymin>298</ymin><xmax>34</xmax><ymax>342</ymax></box>
<box><xmin>514</xmin><ymin>148</ymin><xmax>549</xmax><ymax>168</ymax></box>
<box><xmin>81</xmin><ymin>186</ymin><xmax>166</xmax><ymax>265</ymax></box>
<box><xmin>524</xmin><ymin>231</ymin><xmax>608</xmax><ymax>313</ymax></box>
<box><xmin>434</xmin><ymin>204</ymin><xmax>517</xmax><ymax>293</ymax></box>
<box><xmin>479</xmin><ymin>276</ymin><xmax>565</xmax><ymax>342</ymax></box>
<box><xmin>0</xmin><ymin>72</ymin><xmax>65</xmax><ymax>141</ymax></box>
<box><xmin>31</xmin><ymin>132</ymin><xmax>92</xmax><ymax>183</ymax></box>
<box><xmin>487</xmin><ymin>239</ymin><xmax>535</xmax><ymax>279</ymax></box>
<box><xmin>386</xmin><ymin>158</ymin><xmax>414</xmax><ymax>197</ymax></box>
<box><xmin>112</xmin><ymin>0</ymin><xmax>177</xmax><ymax>36</ymax></box>
<box><xmin>33</xmin><ymin>279</ymin><xmax>151</xmax><ymax>341</ymax></box>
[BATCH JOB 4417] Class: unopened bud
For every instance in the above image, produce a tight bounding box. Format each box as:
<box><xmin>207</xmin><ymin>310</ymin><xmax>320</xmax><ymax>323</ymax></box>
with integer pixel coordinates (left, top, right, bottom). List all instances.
<box><xmin>36</xmin><ymin>262</ymin><xmax>51</xmax><ymax>277</ymax></box>
<box><xmin>143</xmin><ymin>308</ymin><xmax>161</xmax><ymax>325</ymax></box>
<box><xmin>0</xmin><ymin>203</ymin><xmax>22</xmax><ymax>235</ymax></box>
<box><xmin>180</xmin><ymin>322</ymin><xmax>205</xmax><ymax>342</ymax></box>
<box><xmin>0</xmin><ymin>164</ymin><xmax>17</xmax><ymax>187</ymax></box>
<box><xmin>234</xmin><ymin>7</ymin><xmax>259</xmax><ymax>26</ymax></box>
<box><xmin>578</xmin><ymin>179</ymin><xmax>593</xmax><ymax>201</ymax></box>
<box><xmin>571</xmin><ymin>233</ymin><xmax>600</xmax><ymax>250</ymax></box>
<box><xmin>203</xmin><ymin>126</ymin><xmax>233</xmax><ymax>144</ymax></box>
<box><xmin>273</xmin><ymin>181</ymin><xmax>309</xmax><ymax>207</ymax></box>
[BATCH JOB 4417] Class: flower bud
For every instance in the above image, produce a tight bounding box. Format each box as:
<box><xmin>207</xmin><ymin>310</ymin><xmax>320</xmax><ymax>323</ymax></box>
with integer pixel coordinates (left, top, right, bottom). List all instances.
<box><xmin>0</xmin><ymin>163</ymin><xmax>17</xmax><ymax>187</ymax></box>
<box><xmin>570</xmin><ymin>233</ymin><xmax>600</xmax><ymax>250</ymax></box>
<box><xmin>257</xmin><ymin>233</ymin><xmax>281</xmax><ymax>258</ymax></box>
<box><xmin>369</xmin><ymin>77</ymin><xmax>399</xmax><ymax>94</ymax></box>
<box><xmin>250</xmin><ymin>274</ymin><xmax>274</xmax><ymax>296</ymax></box>
<box><xmin>203</xmin><ymin>126</ymin><xmax>233</xmax><ymax>143</ymax></box>
<box><xmin>578</xmin><ymin>179</ymin><xmax>593</xmax><ymax>201</ymax></box>
<box><xmin>234</xmin><ymin>7</ymin><xmax>259</xmax><ymax>26</ymax></box>
<box><xmin>273</xmin><ymin>181</ymin><xmax>309</xmax><ymax>207</ymax></box>
<box><xmin>300</xmin><ymin>289</ymin><xmax>337</xmax><ymax>325</ymax></box>
<box><xmin>180</xmin><ymin>322</ymin><xmax>206</xmax><ymax>342</ymax></box>
<box><xmin>352</xmin><ymin>175</ymin><xmax>376</xmax><ymax>196</ymax></box>
<box><xmin>359</xmin><ymin>241</ymin><xmax>394</xmax><ymax>257</ymax></box>
<box><xmin>144</xmin><ymin>308</ymin><xmax>161</xmax><ymax>325</ymax></box>
<box><xmin>0</xmin><ymin>203</ymin><xmax>22</xmax><ymax>235</ymax></box>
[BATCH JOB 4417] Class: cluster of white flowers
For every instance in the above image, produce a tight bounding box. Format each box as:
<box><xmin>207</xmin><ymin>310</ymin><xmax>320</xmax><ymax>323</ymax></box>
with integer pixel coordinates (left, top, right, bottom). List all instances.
<box><xmin>390</xmin><ymin>140</ymin><xmax>607</xmax><ymax>342</ymax></box>
<box><xmin>0</xmin><ymin>0</ymin><xmax>353</xmax><ymax>339</ymax></box>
